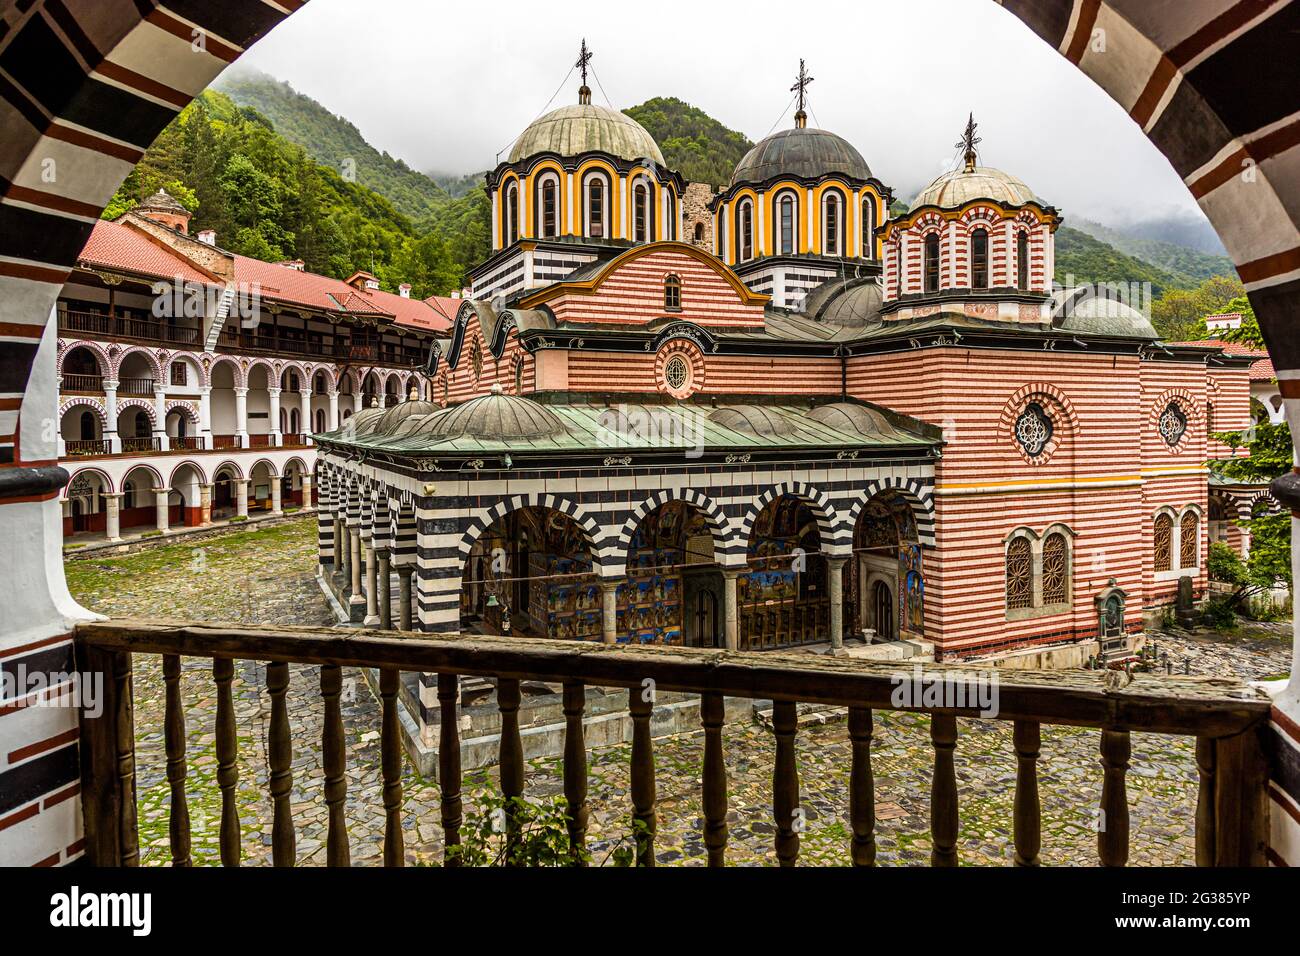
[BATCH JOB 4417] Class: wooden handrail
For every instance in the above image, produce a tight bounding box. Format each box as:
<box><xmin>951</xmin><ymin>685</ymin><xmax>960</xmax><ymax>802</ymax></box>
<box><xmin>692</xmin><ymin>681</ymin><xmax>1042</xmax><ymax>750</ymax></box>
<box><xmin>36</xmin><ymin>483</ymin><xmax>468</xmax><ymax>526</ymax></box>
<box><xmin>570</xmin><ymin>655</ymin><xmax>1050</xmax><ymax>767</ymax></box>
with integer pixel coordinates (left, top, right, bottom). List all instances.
<box><xmin>73</xmin><ymin>618</ymin><xmax>1273</xmax><ymax>868</ymax></box>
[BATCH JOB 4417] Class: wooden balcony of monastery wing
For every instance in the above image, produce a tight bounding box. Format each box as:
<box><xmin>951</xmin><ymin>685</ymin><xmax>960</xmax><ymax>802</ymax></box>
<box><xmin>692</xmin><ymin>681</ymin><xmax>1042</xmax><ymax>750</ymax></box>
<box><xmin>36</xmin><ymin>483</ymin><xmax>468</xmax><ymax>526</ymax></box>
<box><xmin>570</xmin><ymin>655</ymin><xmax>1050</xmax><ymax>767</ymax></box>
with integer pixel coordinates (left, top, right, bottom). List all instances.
<box><xmin>72</xmin><ymin>619</ymin><xmax>1273</xmax><ymax>868</ymax></box>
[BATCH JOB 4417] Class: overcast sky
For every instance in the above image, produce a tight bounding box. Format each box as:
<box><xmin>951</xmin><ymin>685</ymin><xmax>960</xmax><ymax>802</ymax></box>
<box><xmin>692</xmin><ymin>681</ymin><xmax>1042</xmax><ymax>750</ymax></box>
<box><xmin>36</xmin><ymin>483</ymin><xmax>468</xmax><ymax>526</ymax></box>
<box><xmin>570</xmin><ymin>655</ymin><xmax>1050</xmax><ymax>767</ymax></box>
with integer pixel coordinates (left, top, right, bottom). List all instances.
<box><xmin>231</xmin><ymin>0</ymin><xmax>1207</xmax><ymax>229</ymax></box>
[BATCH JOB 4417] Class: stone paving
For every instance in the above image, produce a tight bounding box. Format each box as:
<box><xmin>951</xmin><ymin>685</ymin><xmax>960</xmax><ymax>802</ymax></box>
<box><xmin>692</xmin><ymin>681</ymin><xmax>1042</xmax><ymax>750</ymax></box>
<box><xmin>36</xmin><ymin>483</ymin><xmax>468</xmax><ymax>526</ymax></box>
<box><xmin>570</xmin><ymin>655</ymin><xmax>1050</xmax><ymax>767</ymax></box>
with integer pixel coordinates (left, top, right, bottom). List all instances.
<box><xmin>66</xmin><ymin>517</ymin><xmax>1293</xmax><ymax>867</ymax></box>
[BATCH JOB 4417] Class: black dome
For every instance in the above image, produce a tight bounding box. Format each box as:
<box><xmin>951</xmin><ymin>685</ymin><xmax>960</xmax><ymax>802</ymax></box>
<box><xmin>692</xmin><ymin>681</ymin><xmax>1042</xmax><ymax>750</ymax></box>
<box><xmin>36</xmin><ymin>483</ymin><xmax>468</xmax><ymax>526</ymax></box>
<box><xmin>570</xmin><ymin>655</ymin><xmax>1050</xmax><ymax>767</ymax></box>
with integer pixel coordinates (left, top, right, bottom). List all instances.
<box><xmin>732</xmin><ymin>128</ymin><xmax>872</xmax><ymax>187</ymax></box>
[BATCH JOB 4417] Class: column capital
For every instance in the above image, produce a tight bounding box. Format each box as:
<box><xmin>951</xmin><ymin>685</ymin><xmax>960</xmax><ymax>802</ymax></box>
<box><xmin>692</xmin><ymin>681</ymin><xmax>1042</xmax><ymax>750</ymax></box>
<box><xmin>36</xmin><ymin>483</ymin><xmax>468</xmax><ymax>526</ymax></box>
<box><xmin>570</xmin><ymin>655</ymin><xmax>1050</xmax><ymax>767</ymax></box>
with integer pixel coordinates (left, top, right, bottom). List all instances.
<box><xmin>267</xmin><ymin>386</ymin><xmax>281</xmax><ymax>397</ymax></box>
<box><xmin>234</xmin><ymin>386</ymin><xmax>249</xmax><ymax>397</ymax></box>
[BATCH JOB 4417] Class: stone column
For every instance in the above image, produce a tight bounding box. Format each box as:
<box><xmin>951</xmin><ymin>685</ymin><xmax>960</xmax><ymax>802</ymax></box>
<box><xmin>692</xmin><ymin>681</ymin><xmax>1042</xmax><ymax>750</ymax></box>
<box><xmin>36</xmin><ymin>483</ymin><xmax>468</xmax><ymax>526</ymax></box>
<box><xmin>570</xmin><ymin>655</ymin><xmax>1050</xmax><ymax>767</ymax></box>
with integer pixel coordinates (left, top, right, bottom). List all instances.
<box><xmin>104</xmin><ymin>493</ymin><xmax>122</xmax><ymax>542</ymax></box>
<box><xmin>826</xmin><ymin>557</ymin><xmax>848</xmax><ymax>655</ymax></box>
<box><xmin>103</xmin><ymin>380</ymin><xmax>121</xmax><ymax>452</ymax></box>
<box><xmin>234</xmin><ymin>387</ymin><xmax>249</xmax><ymax>447</ymax></box>
<box><xmin>377</xmin><ymin>548</ymin><xmax>392</xmax><ymax>629</ymax></box>
<box><xmin>327</xmin><ymin>391</ymin><xmax>339</xmax><ymax>432</ymax></box>
<box><xmin>198</xmin><ymin>484</ymin><xmax>213</xmax><ymax>527</ymax></box>
<box><xmin>722</xmin><ymin>569</ymin><xmax>741</xmax><ymax>652</ymax></box>
<box><xmin>363</xmin><ymin>542</ymin><xmax>380</xmax><ymax>625</ymax></box>
<box><xmin>235</xmin><ymin>478</ymin><xmax>249</xmax><ymax>519</ymax></box>
<box><xmin>349</xmin><ymin>529</ymin><xmax>366</xmax><ymax>620</ymax></box>
<box><xmin>300</xmin><ymin>388</ymin><xmax>312</xmax><ymax>444</ymax></box>
<box><xmin>153</xmin><ymin>387</ymin><xmax>168</xmax><ymax>444</ymax></box>
<box><xmin>198</xmin><ymin>386</ymin><xmax>213</xmax><ymax>449</ymax></box>
<box><xmin>334</xmin><ymin>515</ymin><xmax>346</xmax><ymax>575</ymax></box>
<box><xmin>301</xmin><ymin>473</ymin><xmax>313</xmax><ymax>511</ymax></box>
<box><xmin>397</xmin><ymin>564</ymin><xmax>414</xmax><ymax>631</ymax></box>
<box><xmin>599</xmin><ymin>579</ymin><xmax>622</xmax><ymax>644</ymax></box>
<box><xmin>154</xmin><ymin>488</ymin><xmax>170</xmax><ymax>534</ymax></box>
<box><xmin>267</xmin><ymin>386</ymin><xmax>282</xmax><ymax>447</ymax></box>
<box><xmin>270</xmin><ymin>476</ymin><xmax>282</xmax><ymax>515</ymax></box>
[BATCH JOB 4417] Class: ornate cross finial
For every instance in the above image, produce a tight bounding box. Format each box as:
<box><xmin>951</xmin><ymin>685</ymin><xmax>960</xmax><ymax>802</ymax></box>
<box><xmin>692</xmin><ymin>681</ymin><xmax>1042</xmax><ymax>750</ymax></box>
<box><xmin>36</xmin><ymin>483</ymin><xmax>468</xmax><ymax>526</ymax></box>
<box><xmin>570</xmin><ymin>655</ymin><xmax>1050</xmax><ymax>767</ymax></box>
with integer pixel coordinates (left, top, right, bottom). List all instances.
<box><xmin>956</xmin><ymin>112</ymin><xmax>981</xmax><ymax>172</ymax></box>
<box><xmin>791</xmin><ymin>59</ymin><xmax>815</xmax><ymax>128</ymax></box>
<box><xmin>577</xmin><ymin>39</ymin><xmax>594</xmax><ymax>104</ymax></box>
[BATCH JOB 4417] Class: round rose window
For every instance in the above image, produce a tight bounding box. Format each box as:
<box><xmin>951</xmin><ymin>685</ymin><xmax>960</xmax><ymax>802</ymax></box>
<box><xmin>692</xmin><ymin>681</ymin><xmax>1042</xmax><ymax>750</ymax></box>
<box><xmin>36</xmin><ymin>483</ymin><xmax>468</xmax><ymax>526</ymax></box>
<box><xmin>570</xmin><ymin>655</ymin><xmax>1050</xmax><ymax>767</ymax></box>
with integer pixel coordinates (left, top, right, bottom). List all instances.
<box><xmin>664</xmin><ymin>355</ymin><xmax>689</xmax><ymax>392</ymax></box>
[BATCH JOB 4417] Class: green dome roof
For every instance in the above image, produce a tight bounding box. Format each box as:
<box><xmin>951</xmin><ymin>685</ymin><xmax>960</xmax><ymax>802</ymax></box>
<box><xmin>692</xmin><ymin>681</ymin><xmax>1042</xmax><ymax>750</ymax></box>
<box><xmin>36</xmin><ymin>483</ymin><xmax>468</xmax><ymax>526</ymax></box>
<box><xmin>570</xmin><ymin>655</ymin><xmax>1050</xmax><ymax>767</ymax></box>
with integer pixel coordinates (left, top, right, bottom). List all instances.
<box><xmin>911</xmin><ymin>166</ymin><xmax>1039</xmax><ymax>211</ymax></box>
<box><xmin>510</xmin><ymin>103</ymin><xmax>665</xmax><ymax>166</ymax></box>
<box><xmin>412</xmin><ymin>387</ymin><xmax>567</xmax><ymax>442</ymax></box>
<box><xmin>731</xmin><ymin>127</ymin><xmax>872</xmax><ymax>187</ymax></box>
<box><xmin>374</xmin><ymin>398</ymin><xmax>442</xmax><ymax>435</ymax></box>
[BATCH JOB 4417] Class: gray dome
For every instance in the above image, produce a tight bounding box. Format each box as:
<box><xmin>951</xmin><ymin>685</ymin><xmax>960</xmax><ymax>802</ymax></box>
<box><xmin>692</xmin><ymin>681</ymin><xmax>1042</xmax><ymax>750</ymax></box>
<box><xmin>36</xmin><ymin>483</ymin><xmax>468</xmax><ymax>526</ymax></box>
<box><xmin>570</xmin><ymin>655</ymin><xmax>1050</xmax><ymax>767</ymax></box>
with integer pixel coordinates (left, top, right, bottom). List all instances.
<box><xmin>912</xmin><ymin>166</ymin><xmax>1038</xmax><ymax>210</ymax></box>
<box><xmin>1053</xmin><ymin>288</ymin><xmax>1158</xmax><ymax>340</ymax></box>
<box><xmin>344</xmin><ymin>404</ymin><xmax>388</xmax><ymax>436</ymax></box>
<box><xmin>413</xmin><ymin>387</ymin><xmax>567</xmax><ymax>441</ymax></box>
<box><xmin>387</xmin><ymin>411</ymin><xmax>444</xmax><ymax>439</ymax></box>
<box><xmin>808</xmin><ymin>403</ymin><xmax>905</xmax><ymax>439</ymax></box>
<box><xmin>708</xmin><ymin>405</ymin><xmax>796</xmax><ymax>438</ymax></box>
<box><xmin>374</xmin><ymin>399</ymin><xmax>442</xmax><ymax>435</ymax></box>
<box><xmin>510</xmin><ymin>103</ymin><xmax>665</xmax><ymax>166</ymax></box>
<box><xmin>732</xmin><ymin>127</ymin><xmax>871</xmax><ymax>187</ymax></box>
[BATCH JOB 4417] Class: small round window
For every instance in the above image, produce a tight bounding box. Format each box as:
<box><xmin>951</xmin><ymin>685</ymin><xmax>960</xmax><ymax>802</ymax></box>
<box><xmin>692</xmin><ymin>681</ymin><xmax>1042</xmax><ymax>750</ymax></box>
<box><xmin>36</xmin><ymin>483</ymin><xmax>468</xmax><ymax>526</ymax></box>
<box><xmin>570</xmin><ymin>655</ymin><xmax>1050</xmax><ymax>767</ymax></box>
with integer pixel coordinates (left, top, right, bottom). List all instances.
<box><xmin>664</xmin><ymin>355</ymin><xmax>689</xmax><ymax>392</ymax></box>
<box><xmin>1159</xmin><ymin>401</ymin><xmax>1187</xmax><ymax>447</ymax></box>
<box><xmin>1014</xmin><ymin>401</ymin><xmax>1053</xmax><ymax>457</ymax></box>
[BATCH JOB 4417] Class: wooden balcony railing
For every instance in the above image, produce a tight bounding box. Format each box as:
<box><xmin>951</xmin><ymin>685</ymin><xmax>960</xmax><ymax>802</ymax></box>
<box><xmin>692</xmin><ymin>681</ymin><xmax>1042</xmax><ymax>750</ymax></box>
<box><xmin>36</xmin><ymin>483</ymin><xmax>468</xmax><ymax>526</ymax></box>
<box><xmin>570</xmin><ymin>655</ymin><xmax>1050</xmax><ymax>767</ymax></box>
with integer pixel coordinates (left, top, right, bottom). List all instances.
<box><xmin>65</xmin><ymin>439</ymin><xmax>112</xmax><ymax>457</ymax></box>
<box><xmin>212</xmin><ymin>434</ymin><xmax>243</xmax><ymax>450</ymax></box>
<box><xmin>73</xmin><ymin>620</ymin><xmax>1273</xmax><ymax>868</ymax></box>
<box><xmin>170</xmin><ymin>436</ymin><xmax>202</xmax><ymax>451</ymax></box>
<box><xmin>63</xmin><ymin>373</ymin><xmax>104</xmax><ymax>393</ymax></box>
<box><xmin>60</xmin><ymin>310</ymin><xmax>200</xmax><ymax>346</ymax></box>
<box><xmin>282</xmin><ymin>433</ymin><xmax>307</xmax><ymax>447</ymax></box>
<box><xmin>121</xmin><ymin>437</ymin><xmax>161</xmax><ymax>453</ymax></box>
<box><xmin>118</xmin><ymin>378</ymin><xmax>157</xmax><ymax>397</ymax></box>
<box><xmin>248</xmin><ymin>434</ymin><xmax>272</xmax><ymax>448</ymax></box>
<box><xmin>215</xmin><ymin>330</ymin><xmax>423</xmax><ymax>368</ymax></box>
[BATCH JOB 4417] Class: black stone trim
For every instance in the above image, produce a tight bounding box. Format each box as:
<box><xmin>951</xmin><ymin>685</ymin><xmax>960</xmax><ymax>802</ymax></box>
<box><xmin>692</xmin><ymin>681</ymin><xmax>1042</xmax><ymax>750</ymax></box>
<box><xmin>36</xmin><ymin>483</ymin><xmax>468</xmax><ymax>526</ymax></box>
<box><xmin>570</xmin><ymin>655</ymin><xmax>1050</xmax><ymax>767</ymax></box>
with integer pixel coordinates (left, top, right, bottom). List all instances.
<box><xmin>1271</xmin><ymin>722</ymin><xmax>1300</xmax><ymax>808</ymax></box>
<box><xmin>0</xmin><ymin>743</ymin><xmax>78</xmax><ymax>816</ymax></box>
<box><xmin>0</xmin><ymin>466</ymin><xmax>70</xmax><ymax>501</ymax></box>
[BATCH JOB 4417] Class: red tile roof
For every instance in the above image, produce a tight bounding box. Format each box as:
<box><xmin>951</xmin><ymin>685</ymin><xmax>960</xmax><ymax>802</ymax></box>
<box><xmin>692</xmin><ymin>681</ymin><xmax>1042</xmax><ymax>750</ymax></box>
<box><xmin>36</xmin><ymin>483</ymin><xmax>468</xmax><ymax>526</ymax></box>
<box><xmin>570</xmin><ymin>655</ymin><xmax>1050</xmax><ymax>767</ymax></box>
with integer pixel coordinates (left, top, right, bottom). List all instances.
<box><xmin>78</xmin><ymin>220</ymin><xmax>216</xmax><ymax>287</ymax></box>
<box><xmin>1168</xmin><ymin>339</ymin><xmax>1276</xmax><ymax>382</ymax></box>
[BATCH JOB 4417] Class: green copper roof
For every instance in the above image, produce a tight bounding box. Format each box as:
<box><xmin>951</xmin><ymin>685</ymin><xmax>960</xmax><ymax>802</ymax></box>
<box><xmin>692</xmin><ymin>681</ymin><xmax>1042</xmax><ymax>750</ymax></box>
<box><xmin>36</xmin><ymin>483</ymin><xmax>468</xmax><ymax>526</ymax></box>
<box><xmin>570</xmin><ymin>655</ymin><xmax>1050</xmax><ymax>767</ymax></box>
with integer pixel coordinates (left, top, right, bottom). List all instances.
<box><xmin>510</xmin><ymin>104</ymin><xmax>665</xmax><ymax>166</ymax></box>
<box><xmin>319</xmin><ymin>394</ymin><xmax>937</xmax><ymax>458</ymax></box>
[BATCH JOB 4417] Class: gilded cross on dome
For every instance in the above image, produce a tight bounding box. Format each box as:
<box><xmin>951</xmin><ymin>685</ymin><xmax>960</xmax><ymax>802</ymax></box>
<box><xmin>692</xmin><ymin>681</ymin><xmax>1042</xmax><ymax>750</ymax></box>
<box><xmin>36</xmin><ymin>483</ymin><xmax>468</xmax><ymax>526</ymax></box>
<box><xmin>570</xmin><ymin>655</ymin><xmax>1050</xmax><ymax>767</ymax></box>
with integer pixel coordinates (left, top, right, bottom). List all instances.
<box><xmin>956</xmin><ymin>112</ymin><xmax>981</xmax><ymax>172</ymax></box>
<box><xmin>791</xmin><ymin>59</ymin><xmax>815</xmax><ymax>128</ymax></box>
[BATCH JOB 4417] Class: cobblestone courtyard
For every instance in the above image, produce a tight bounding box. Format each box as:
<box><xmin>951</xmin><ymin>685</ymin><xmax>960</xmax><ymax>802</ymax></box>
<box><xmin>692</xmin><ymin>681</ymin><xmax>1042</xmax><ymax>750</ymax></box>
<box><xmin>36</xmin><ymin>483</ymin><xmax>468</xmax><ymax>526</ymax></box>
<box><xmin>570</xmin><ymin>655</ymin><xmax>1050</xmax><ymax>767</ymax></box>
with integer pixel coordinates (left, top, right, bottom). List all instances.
<box><xmin>66</xmin><ymin>517</ymin><xmax>1293</xmax><ymax>866</ymax></box>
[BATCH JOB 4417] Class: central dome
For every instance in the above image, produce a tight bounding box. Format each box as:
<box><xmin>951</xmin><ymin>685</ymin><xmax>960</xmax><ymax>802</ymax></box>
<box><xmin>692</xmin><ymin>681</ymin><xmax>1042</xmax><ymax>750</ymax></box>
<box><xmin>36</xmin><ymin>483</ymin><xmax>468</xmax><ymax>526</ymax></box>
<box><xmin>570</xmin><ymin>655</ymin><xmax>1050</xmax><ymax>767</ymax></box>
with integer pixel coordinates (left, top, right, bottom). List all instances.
<box><xmin>510</xmin><ymin>103</ymin><xmax>665</xmax><ymax>166</ymax></box>
<box><xmin>911</xmin><ymin>166</ymin><xmax>1038</xmax><ymax>211</ymax></box>
<box><xmin>731</xmin><ymin>127</ymin><xmax>872</xmax><ymax>187</ymax></box>
<box><xmin>413</xmin><ymin>387</ymin><xmax>568</xmax><ymax>442</ymax></box>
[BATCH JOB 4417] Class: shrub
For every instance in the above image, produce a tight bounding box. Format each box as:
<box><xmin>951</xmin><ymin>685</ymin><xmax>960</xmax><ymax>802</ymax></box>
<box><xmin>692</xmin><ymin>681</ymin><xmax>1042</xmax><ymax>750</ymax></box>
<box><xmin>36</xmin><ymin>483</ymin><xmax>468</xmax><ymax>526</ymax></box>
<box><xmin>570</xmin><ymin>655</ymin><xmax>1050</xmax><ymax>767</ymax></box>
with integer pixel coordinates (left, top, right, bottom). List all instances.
<box><xmin>1201</xmin><ymin>596</ymin><xmax>1238</xmax><ymax>631</ymax></box>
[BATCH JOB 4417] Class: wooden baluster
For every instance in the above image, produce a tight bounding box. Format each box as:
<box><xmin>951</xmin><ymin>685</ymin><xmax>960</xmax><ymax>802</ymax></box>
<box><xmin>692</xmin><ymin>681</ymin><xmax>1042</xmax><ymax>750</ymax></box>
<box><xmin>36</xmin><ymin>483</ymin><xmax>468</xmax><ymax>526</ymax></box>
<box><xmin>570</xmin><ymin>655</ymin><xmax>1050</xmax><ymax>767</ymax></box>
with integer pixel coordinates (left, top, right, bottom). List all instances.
<box><xmin>112</xmin><ymin>650</ymin><xmax>139</xmax><ymax>867</ymax></box>
<box><xmin>1098</xmin><ymin>728</ymin><xmax>1130</xmax><ymax>867</ymax></box>
<box><xmin>848</xmin><ymin>706</ymin><xmax>875</xmax><ymax>866</ymax></box>
<box><xmin>628</xmin><ymin>686</ymin><xmax>657</xmax><ymax>866</ymax></box>
<box><xmin>1013</xmin><ymin>719</ymin><xmax>1041</xmax><ymax>867</ymax></box>
<box><xmin>321</xmin><ymin>664</ymin><xmax>349</xmax><ymax>866</ymax></box>
<box><xmin>701</xmin><ymin>692</ymin><xmax>728</xmax><ymax>867</ymax></box>
<box><xmin>772</xmin><ymin>700</ymin><xmax>800</xmax><ymax>867</ymax></box>
<box><xmin>162</xmin><ymin>655</ymin><xmax>191</xmax><ymax>866</ymax></box>
<box><xmin>438</xmin><ymin>673</ymin><xmax>463</xmax><ymax>863</ymax></box>
<box><xmin>380</xmin><ymin>667</ymin><xmax>404</xmax><ymax>866</ymax></box>
<box><xmin>929</xmin><ymin>712</ymin><xmax>958</xmax><ymax>866</ymax></box>
<box><xmin>266</xmin><ymin>661</ymin><xmax>295</xmax><ymax>866</ymax></box>
<box><xmin>1211</xmin><ymin>730</ymin><xmax>1268</xmax><ymax>867</ymax></box>
<box><xmin>213</xmin><ymin>657</ymin><xmax>241</xmax><ymax>866</ymax></box>
<box><xmin>562</xmin><ymin>681</ymin><xmax>589</xmax><ymax>862</ymax></box>
<box><xmin>497</xmin><ymin>678</ymin><xmax>525</xmax><ymax>864</ymax></box>
<box><xmin>1195</xmin><ymin>737</ymin><xmax>1216</xmax><ymax>866</ymax></box>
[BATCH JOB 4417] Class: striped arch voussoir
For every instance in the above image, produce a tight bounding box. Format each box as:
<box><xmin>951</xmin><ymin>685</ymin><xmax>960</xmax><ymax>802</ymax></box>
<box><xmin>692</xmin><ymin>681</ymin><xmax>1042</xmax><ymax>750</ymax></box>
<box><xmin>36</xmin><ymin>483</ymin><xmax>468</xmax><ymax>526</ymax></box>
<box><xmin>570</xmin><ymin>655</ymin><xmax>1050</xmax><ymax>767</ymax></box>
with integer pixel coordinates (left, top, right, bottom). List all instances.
<box><xmin>743</xmin><ymin>481</ymin><xmax>844</xmax><ymax>553</ymax></box>
<box><xmin>849</xmin><ymin>478</ymin><xmax>937</xmax><ymax>548</ymax></box>
<box><xmin>458</xmin><ymin>494</ymin><xmax>607</xmax><ymax>572</ymax></box>
<box><xmin>614</xmin><ymin>489</ymin><xmax>735</xmax><ymax>564</ymax></box>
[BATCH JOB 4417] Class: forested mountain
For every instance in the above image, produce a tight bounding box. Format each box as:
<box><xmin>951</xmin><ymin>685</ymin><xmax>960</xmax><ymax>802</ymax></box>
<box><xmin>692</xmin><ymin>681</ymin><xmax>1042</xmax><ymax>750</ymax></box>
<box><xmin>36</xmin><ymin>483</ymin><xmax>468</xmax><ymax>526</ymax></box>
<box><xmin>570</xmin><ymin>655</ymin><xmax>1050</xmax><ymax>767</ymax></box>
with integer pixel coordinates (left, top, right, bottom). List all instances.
<box><xmin>102</xmin><ymin>90</ymin><xmax>484</xmax><ymax>298</ymax></box>
<box><xmin>1070</xmin><ymin>217</ymin><xmax>1234</xmax><ymax>285</ymax></box>
<box><xmin>1053</xmin><ymin>226</ymin><xmax>1188</xmax><ymax>298</ymax></box>
<box><xmin>624</xmin><ymin>97</ymin><xmax>754</xmax><ymax>187</ymax></box>
<box><xmin>216</xmin><ymin>70</ymin><xmax>449</xmax><ymax>223</ymax></box>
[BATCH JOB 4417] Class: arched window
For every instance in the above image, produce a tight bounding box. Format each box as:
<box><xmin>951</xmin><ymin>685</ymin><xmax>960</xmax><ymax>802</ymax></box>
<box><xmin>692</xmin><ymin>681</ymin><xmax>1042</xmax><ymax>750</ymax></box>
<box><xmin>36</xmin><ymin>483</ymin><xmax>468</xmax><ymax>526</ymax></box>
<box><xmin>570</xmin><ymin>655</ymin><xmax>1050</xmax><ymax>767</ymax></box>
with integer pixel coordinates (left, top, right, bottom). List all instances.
<box><xmin>584</xmin><ymin>173</ymin><xmax>608</xmax><ymax>238</ymax></box>
<box><xmin>1006</xmin><ymin>538</ymin><xmax>1032</xmax><ymax>610</ymax></box>
<box><xmin>315</xmin><ymin>409</ymin><xmax>325</xmax><ymax>434</ymax></box>
<box><xmin>924</xmin><ymin>234</ymin><xmax>941</xmax><ymax>293</ymax></box>
<box><xmin>823</xmin><ymin>192</ymin><xmax>842</xmax><ymax>256</ymax></box>
<box><xmin>540</xmin><ymin>178</ymin><xmax>558</xmax><ymax>238</ymax></box>
<box><xmin>1180</xmin><ymin>512</ymin><xmax>1199</xmax><ymax>568</ymax></box>
<box><xmin>633</xmin><ymin>182</ymin><xmax>650</xmax><ymax>243</ymax></box>
<box><xmin>664</xmin><ymin>275</ymin><xmax>682</xmax><ymax>312</ymax></box>
<box><xmin>971</xmin><ymin>228</ymin><xmax>989</xmax><ymax>289</ymax></box>
<box><xmin>505</xmin><ymin>181</ymin><xmax>520</xmax><ymax>244</ymax></box>
<box><xmin>1206</xmin><ymin>401</ymin><xmax>1215</xmax><ymax>437</ymax></box>
<box><xmin>694</xmin><ymin>222</ymin><xmax>705</xmax><ymax>242</ymax></box>
<box><xmin>1017</xmin><ymin>231</ymin><xmax>1030</xmax><ymax>290</ymax></box>
<box><xmin>665</xmin><ymin>195</ymin><xmax>676</xmax><ymax>241</ymax></box>
<box><xmin>778</xmin><ymin>193</ymin><xmax>796</xmax><ymax>255</ymax></box>
<box><xmin>123</xmin><ymin>480</ymin><xmax>136</xmax><ymax>510</ymax></box>
<box><xmin>738</xmin><ymin>199</ymin><xmax>754</xmax><ymax>262</ymax></box>
<box><xmin>1042</xmin><ymin>533</ymin><xmax>1069</xmax><ymax>605</ymax></box>
<box><xmin>79</xmin><ymin>411</ymin><xmax>95</xmax><ymax>441</ymax></box>
<box><xmin>861</xmin><ymin>198</ymin><xmax>875</xmax><ymax>258</ymax></box>
<box><xmin>514</xmin><ymin>357</ymin><xmax>524</xmax><ymax>395</ymax></box>
<box><xmin>1154</xmin><ymin>513</ymin><xmax>1173</xmax><ymax>572</ymax></box>
<box><xmin>895</xmin><ymin>239</ymin><xmax>903</xmax><ymax>295</ymax></box>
